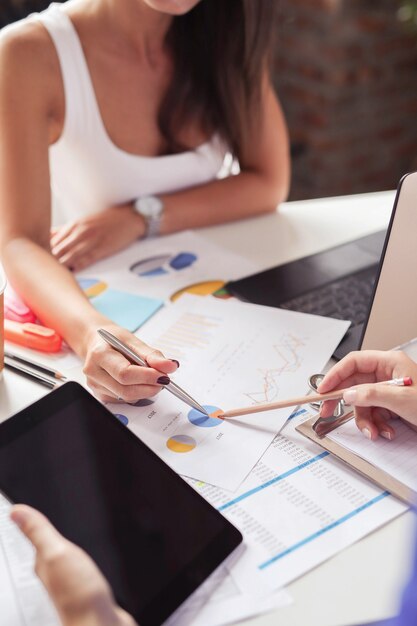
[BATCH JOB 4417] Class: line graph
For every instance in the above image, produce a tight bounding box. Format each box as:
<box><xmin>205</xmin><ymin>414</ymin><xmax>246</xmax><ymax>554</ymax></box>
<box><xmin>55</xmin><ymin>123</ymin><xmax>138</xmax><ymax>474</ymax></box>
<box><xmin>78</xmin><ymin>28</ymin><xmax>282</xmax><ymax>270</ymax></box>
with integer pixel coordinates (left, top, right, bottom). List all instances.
<box><xmin>244</xmin><ymin>333</ymin><xmax>307</xmax><ymax>404</ymax></box>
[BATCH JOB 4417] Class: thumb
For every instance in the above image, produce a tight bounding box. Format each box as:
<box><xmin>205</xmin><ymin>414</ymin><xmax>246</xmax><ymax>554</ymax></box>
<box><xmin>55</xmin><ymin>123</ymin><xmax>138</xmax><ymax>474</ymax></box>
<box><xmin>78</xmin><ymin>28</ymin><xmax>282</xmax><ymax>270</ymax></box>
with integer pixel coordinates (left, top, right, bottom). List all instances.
<box><xmin>343</xmin><ymin>383</ymin><xmax>405</xmax><ymax>414</ymax></box>
<box><xmin>10</xmin><ymin>505</ymin><xmax>66</xmax><ymax>557</ymax></box>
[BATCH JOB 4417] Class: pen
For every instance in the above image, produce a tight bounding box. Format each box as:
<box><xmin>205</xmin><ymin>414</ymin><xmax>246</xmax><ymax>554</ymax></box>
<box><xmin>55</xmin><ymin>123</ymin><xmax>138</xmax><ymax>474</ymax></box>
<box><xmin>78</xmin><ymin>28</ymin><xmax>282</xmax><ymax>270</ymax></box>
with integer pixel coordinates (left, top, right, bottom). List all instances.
<box><xmin>220</xmin><ymin>377</ymin><xmax>413</xmax><ymax>419</ymax></box>
<box><xmin>4</xmin><ymin>350</ymin><xmax>67</xmax><ymax>381</ymax></box>
<box><xmin>97</xmin><ymin>329</ymin><xmax>209</xmax><ymax>416</ymax></box>
<box><xmin>4</xmin><ymin>356</ymin><xmax>58</xmax><ymax>389</ymax></box>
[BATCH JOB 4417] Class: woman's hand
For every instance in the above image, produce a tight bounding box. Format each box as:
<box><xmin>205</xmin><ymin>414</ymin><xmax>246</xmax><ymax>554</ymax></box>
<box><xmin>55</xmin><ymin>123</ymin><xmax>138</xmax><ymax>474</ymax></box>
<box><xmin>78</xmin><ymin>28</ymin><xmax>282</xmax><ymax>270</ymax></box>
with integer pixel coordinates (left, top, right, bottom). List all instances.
<box><xmin>83</xmin><ymin>323</ymin><xmax>179</xmax><ymax>404</ymax></box>
<box><xmin>51</xmin><ymin>205</ymin><xmax>145</xmax><ymax>271</ymax></box>
<box><xmin>318</xmin><ymin>350</ymin><xmax>417</xmax><ymax>441</ymax></box>
<box><xmin>11</xmin><ymin>505</ymin><xmax>137</xmax><ymax>626</ymax></box>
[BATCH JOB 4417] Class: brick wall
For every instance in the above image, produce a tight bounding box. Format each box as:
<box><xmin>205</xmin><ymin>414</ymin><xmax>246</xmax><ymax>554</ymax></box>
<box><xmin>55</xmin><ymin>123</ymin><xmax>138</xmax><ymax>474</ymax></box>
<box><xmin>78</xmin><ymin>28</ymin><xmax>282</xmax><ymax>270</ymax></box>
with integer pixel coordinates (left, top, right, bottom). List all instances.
<box><xmin>273</xmin><ymin>0</ymin><xmax>417</xmax><ymax>199</ymax></box>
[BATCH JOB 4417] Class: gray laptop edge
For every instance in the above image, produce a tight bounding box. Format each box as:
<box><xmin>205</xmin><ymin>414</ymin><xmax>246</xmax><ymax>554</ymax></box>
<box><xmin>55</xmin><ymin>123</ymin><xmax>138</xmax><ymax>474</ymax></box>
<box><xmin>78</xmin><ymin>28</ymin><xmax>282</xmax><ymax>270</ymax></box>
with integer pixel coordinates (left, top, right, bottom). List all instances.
<box><xmin>227</xmin><ymin>172</ymin><xmax>417</xmax><ymax>358</ymax></box>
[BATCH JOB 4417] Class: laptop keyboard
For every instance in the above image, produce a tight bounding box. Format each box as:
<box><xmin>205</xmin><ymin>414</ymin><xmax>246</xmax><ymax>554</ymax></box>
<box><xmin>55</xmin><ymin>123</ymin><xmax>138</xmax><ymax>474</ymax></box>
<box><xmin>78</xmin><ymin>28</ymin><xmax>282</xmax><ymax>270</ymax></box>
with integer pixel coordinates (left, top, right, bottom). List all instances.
<box><xmin>279</xmin><ymin>266</ymin><xmax>377</xmax><ymax>325</ymax></box>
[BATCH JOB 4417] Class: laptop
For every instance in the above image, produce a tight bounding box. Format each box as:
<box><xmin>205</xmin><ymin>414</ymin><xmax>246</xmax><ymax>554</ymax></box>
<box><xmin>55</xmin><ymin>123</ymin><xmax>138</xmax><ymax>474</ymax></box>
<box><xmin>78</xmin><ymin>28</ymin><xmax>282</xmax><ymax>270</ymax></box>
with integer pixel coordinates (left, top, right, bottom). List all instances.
<box><xmin>227</xmin><ymin>171</ymin><xmax>417</xmax><ymax>359</ymax></box>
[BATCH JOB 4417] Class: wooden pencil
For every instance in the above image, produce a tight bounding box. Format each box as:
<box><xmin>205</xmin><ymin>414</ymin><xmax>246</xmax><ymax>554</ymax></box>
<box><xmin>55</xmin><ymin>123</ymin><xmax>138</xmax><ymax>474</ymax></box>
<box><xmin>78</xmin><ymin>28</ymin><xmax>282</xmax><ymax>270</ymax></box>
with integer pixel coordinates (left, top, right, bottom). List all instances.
<box><xmin>220</xmin><ymin>376</ymin><xmax>413</xmax><ymax>419</ymax></box>
<box><xmin>220</xmin><ymin>390</ymin><xmax>344</xmax><ymax>419</ymax></box>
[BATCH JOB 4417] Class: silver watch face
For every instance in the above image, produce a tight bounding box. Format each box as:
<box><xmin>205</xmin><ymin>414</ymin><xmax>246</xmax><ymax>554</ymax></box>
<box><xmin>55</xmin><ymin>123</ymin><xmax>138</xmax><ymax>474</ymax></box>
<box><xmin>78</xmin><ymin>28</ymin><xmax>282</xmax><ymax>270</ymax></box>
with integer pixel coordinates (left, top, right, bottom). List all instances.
<box><xmin>136</xmin><ymin>196</ymin><xmax>164</xmax><ymax>219</ymax></box>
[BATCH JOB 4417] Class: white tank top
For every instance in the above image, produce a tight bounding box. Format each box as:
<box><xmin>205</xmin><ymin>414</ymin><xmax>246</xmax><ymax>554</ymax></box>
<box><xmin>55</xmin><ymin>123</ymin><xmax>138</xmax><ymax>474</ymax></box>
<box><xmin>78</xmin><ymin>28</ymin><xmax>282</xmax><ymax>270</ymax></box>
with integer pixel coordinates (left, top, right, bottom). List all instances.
<box><xmin>28</xmin><ymin>3</ymin><xmax>230</xmax><ymax>225</ymax></box>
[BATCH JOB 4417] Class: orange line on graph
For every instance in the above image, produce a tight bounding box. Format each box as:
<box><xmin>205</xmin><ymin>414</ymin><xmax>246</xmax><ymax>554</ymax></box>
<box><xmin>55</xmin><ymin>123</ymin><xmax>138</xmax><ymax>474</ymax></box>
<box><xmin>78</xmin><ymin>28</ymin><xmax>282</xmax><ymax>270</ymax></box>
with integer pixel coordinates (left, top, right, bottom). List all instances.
<box><xmin>244</xmin><ymin>333</ymin><xmax>307</xmax><ymax>404</ymax></box>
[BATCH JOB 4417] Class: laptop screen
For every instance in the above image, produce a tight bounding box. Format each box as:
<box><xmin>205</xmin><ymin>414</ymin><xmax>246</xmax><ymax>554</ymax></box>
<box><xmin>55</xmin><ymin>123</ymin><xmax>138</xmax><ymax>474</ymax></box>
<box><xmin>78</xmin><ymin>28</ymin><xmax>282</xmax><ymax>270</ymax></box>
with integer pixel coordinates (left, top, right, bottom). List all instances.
<box><xmin>361</xmin><ymin>171</ymin><xmax>417</xmax><ymax>350</ymax></box>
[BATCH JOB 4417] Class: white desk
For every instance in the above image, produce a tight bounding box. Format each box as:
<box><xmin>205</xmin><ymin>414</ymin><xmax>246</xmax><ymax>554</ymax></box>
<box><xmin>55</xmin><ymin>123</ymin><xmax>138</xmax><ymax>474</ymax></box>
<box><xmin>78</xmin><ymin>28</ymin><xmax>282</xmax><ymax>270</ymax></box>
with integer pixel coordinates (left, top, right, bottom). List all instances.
<box><xmin>1</xmin><ymin>190</ymin><xmax>413</xmax><ymax>626</ymax></box>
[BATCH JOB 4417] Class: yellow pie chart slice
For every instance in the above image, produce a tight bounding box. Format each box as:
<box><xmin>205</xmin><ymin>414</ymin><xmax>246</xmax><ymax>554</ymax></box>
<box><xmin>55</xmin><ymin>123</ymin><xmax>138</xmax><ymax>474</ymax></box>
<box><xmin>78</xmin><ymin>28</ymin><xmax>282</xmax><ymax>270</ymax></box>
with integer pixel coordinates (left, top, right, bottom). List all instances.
<box><xmin>170</xmin><ymin>280</ymin><xmax>225</xmax><ymax>302</ymax></box>
<box><xmin>166</xmin><ymin>435</ymin><xmax>197</xmax><ymax>453</ymax></box>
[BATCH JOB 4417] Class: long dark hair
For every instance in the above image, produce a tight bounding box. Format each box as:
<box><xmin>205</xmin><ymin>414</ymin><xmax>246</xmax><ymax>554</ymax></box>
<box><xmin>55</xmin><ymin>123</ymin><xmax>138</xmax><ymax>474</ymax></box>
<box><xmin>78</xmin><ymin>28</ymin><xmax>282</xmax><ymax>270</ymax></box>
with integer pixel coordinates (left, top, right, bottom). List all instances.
<box><xmin>160</xmin><ymin>0</ymin><xmax>278</xmax><ymax>161</ymax></box>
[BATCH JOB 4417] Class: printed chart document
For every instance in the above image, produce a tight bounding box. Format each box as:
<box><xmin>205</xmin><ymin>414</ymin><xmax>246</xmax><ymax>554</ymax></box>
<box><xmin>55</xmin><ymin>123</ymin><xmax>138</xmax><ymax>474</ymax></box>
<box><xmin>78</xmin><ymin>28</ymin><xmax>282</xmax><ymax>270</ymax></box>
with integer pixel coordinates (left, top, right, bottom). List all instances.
<box><xmin>108</xmin><ymin>295</ymin><xmax>349</xmax><ymax>491</ymax></box>
<box><xmin>5</xmin><ymin>231</ymin><xmax>257</xmax><ymax>373</ymax></box>
<box><xmin>77</xmin><ymin>230</ymin><xmax>258</xmax><ymax>302</ymax></box>
<box><xmin>0</xmin><ymin>497</ymin><xmax>59</xmax><ymax>626</ymax></box>
<box><xmin>328</xmin><ymin>418</ymin><xmax>417</xmax><ymax>491</ymax></box>
<box><xmin>186</xmin><ymin>409</ymin><xmax>407</xmax><ymax>592</ymax></box>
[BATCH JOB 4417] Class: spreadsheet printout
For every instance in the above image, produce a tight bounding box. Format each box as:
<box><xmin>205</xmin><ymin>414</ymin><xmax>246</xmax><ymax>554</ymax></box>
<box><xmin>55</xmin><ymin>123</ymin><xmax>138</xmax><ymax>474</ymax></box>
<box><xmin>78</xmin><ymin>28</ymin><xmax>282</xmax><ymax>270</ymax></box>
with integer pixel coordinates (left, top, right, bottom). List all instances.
<box><xmin>328</xmin><ymin>418</ymin><xmax>417</xmax><ymax>491</ymax></box>
<box><xmin>187</xmin><ymin>410</ymin><xmax>407</xmax><ymax>591</ymax></box>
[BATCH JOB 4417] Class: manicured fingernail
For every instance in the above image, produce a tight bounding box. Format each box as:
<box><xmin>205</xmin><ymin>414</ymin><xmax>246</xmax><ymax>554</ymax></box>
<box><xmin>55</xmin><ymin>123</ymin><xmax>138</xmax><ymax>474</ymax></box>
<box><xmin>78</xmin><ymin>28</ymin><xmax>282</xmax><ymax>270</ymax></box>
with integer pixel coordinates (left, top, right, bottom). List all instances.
<box><xmin>343</xmin><ymin>389</ymin><xmax>357</xmax><ymax>404</ymax></box>
<box><xmin>157</xmin><ymin>376</ymin><xmax>171</xmax><ymax>385</ymax></box>
<box><xmin>170</xmin><ymin>360</ymin><xmax>180</xmax><ymax>368</ymax></box>
<box><xmin>381</xmin><ymin>431</ymin><xmax>392</xmax><ymax>440</ymax></box>
<box><xmin>362</xmin><ymin>428</ymin><xmax>371</xmax><ymax>439</ymax></box>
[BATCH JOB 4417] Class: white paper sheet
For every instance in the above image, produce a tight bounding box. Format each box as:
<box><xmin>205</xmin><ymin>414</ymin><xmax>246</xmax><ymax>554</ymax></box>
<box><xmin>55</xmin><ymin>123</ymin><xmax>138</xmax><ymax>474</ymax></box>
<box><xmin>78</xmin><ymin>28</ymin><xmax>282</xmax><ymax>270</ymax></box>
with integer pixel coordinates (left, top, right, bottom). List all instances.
<box><xmin>77</xmin><ymin>230</ymin><xmax>258</xmax><ymax>302</ymax></box>
<box><xmin>328</xmin><ymin>417</ymin><xmax>417</xmax><ymax>491</ymax></box>
<box><xmin>108</xmin><ymin>295</ymin><xmax>349</xmax><ymax>491</ymax></box>
<box><xmin>185</xmin><ymin>409</ymin><xmax>407</xmax><ymax>592</ymax></box>
<box><xmin>0</xmin><ymin>497</ymin><xmax>60</xmax><ymax>626</ymax></box>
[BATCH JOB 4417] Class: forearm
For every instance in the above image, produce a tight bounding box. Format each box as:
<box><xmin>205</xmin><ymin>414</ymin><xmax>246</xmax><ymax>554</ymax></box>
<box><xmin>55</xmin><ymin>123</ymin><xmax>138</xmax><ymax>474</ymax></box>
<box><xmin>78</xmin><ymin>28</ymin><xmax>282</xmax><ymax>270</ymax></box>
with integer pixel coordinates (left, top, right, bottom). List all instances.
<box><xmin>159</xmin><ymin>169</ymin><xmax>289</xmax><ymax>235</ymax></box>
<box><xmin>2</xmin><ymin>237</ymin><xmax>108</xmax><ymax>356</ymax></box>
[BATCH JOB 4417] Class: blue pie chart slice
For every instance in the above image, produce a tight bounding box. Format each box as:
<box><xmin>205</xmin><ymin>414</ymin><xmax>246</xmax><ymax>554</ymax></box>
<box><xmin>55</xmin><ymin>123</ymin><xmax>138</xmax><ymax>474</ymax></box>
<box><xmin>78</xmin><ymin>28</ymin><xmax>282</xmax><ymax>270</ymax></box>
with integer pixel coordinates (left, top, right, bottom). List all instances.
<box><xmin>114</xmin><ymin>413</ymin><xmax>129</xmax><ymax>426</ymax></box>
<box><xmin>169</xmin><ymin>252</ymin><xmax>197</xmax><ymax>271</ymax></box>
<box><xmin>188</xmin><ymin>405</ymin><xmax>223</xmax><ymax>428</ymax></box>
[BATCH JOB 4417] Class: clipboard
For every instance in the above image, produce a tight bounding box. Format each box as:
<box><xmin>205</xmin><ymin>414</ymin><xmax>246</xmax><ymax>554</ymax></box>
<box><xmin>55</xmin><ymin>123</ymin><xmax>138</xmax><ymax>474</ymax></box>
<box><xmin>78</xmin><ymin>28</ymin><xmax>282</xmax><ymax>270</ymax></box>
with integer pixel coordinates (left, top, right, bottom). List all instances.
<box><xmin>296</xmin><ymin>414</ymin><xmax>417</xmax><ymax>506</ymax></box>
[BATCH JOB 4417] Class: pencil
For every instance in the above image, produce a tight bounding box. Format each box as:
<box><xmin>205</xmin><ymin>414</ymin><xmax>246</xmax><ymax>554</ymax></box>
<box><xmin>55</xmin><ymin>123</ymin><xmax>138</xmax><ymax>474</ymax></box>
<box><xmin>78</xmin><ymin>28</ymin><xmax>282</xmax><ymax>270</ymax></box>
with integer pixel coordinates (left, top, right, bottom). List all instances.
<box><xmin>4</xmin><ymin>357</ymin><xmax>58</xmax><ymax>389</ymax></box>
<box><xmin>220</xmin><ymin>377</ymin><xmax>413</xmax><ymax>419</ymax></box>
<box><xmin>4</xmin><ymin>350</ymin><xmax>67</xmax><ymax>381</ymax></box>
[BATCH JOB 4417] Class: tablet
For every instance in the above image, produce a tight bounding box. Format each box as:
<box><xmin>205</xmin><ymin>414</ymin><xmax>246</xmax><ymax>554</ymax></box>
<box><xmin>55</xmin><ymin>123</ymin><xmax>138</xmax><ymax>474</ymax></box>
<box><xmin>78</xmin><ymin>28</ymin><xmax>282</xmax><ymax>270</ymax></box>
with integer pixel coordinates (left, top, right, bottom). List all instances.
<box><xmin>0</xmin><ymin>382</ymin><xmax>242</xmax><ymax>626</ymax></box>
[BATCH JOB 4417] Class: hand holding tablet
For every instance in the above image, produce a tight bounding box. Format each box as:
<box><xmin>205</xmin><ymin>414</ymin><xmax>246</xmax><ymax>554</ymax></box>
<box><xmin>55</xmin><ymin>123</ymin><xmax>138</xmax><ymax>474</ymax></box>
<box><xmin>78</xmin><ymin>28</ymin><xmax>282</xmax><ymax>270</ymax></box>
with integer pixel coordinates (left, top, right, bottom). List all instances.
<box><xmin>11</xmin><ymin>504</ymin><xmax>137</xmax><ymax>626</ymax></box>
<box><xmin>0</xmin><ymin>383</ymin><xmax>242</xmax><ymax>626</ymax></box>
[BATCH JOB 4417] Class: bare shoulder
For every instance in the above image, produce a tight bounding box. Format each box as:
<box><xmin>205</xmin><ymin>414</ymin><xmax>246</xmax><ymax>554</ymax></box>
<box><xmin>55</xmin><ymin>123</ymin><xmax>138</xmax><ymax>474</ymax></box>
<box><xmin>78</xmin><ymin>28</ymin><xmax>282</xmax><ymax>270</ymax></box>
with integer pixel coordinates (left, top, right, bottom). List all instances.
<box><xmin>0</xmin><ymin>19</ymin><xmax>63</xmax><ymax>114</ymax></box>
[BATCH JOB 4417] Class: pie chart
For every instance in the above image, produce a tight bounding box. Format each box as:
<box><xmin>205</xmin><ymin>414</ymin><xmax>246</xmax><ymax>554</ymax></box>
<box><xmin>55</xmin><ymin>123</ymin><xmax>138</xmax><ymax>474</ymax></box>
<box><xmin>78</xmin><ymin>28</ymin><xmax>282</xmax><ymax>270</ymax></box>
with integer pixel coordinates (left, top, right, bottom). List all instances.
<box><xmin>166</xmin><ymin>435</ymin><xmax>197</xmax><ymax>453</ymax></box>
<box><xmin>130</xmin><ymin>252</ymin><xmax>197</xmax><ymax>277</ymax></box>
<box><xmin>78</xmin><ymin>278</ymin><xmax>107</xmax><ymax>298</ymax></box>
<box><xmin>114</xmin><ymin>413</ymin><xmax>129</xmax><ymax>426</ymax></box>
<box><xmin>171</xmin><ymin>280</ymin><xmax>231</xmax><ymax>302</ymax></box>
<box><xmin>188</xmin><ymin>405</ymin><xmax>224</xmax><ymax>428</ymax></box>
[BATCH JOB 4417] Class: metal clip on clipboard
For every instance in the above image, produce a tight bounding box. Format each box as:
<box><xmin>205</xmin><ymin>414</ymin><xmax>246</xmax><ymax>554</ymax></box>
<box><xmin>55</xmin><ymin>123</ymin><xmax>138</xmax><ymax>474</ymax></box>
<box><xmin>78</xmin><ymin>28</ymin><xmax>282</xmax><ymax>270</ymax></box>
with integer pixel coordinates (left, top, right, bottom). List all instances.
<box><xmin>297</xmin><ymin>374</ymin><xmax>416</xmax><ymax>505</ymax></box>
<box><xmin>308</xmin><ymin>373</ymin><xmax>355</xmax><ymax>438</ymax></box>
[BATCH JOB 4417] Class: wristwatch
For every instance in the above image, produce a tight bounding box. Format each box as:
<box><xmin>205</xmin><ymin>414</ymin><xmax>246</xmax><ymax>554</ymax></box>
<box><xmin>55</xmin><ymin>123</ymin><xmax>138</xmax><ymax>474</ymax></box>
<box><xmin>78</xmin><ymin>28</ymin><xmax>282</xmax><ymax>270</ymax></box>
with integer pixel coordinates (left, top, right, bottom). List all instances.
<box><xmin>133</xmin><ymin>195</ymin><xmax>164</xmax><ymax>238</ymax></box>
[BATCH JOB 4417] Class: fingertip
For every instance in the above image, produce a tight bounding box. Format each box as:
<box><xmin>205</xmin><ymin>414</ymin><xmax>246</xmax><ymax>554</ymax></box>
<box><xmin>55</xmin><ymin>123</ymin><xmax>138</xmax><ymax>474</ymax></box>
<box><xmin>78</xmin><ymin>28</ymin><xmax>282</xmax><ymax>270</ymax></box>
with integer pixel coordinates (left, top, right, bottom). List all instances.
<box><xmin>319</xmin><ymin>400</ymin><xmax>338</xmax><ymax>418</ymax></box>
<box><xmin>147</xmin><ymin>353</ymin><xmax>178</xmax><ymax>373</ymax></box>
<box><xmin>361</xmin><ymin>424</ymin><xmax>379</xmax><ymax>441</ymax></box>
<box><xmin>380</xmin><ymin>428</ymin><xmax>395</xmax><ymax>441</ymax></box>
<box><xmin>319</xmin><ymin>406</ymin><xmax>332</xmax><ymax>418</ymax></box>
<box><xmin>361</xmin><ymin>427</ymin><xmax>372</xmax><ymax>440</ymax></box>
<box><xmin>10</xmin><ymin>504</ymin><xmax>37</xmax><ymax>530</ymax></box>
<box><xmin>316</xmin><ymin>380</ymin><xmax>327</xmax><ymax>394</ymax></box>
<box><xmin>164</xmin><ymin>360</ymin><xmax>180</xmax><ymax>374</ymax></box>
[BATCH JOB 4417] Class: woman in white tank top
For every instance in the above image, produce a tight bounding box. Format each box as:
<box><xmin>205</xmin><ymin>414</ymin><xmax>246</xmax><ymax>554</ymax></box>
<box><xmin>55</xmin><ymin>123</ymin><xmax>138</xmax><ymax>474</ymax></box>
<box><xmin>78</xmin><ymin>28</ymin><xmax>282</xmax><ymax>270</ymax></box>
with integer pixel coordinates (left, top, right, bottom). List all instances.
<box><xmin>0</xmin><ymin>0</ymin><xmax>290</xmax><ymax>402</ymax></box>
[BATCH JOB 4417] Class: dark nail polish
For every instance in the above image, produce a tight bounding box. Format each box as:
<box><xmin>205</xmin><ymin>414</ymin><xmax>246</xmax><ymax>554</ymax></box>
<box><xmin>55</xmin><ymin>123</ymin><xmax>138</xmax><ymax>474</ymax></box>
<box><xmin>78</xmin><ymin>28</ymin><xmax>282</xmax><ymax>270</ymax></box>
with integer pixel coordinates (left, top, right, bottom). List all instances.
<box><xmin>170</xmin><ymin>359</ymin><xmax>180</xmax><ymax>368</ymax></box>
<box><xmin>157</xmin><ymin>376</ymin><xmax>171</xmax><ymax>385</ymax></box>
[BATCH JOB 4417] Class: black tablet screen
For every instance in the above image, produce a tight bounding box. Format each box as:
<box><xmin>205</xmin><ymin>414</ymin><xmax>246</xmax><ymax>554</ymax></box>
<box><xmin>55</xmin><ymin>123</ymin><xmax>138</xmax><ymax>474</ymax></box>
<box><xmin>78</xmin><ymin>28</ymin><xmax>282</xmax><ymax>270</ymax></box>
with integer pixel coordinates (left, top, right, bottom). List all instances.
<box><xmin>0</xmin><ymin>383</ymin><xmax>242</xmax><ymax>626</ymax></box>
